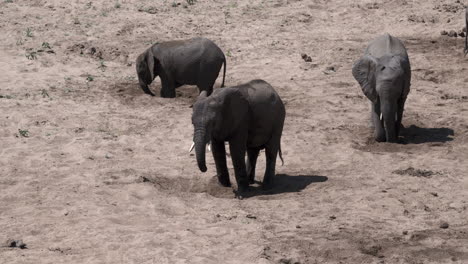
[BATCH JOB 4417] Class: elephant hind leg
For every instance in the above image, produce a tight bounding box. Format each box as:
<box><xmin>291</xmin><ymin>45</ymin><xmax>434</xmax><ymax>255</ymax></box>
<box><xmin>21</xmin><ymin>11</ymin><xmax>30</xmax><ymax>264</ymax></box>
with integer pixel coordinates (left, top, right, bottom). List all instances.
<box><xmin>246</xmin><ymin>148</ymin><xmax>260</xmax><ymax>184</ymax></box>
<box><xmin>262</xmin><ymin>146</ymin><xmax>278</xmax><ymax>190</ymax></box>
<box><xmin>262</xmin><ymin>133</ymin><xmax>282</xmax><ymax>190</ymax></box>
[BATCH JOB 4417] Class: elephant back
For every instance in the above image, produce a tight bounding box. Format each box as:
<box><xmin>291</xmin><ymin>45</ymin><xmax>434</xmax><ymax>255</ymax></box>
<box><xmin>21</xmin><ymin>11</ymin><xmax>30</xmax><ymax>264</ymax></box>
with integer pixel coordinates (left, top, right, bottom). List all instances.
<box><xmin>365</xmin><ymin>33</ymin><xmax>408</xmax><ymax>59</ymax></box>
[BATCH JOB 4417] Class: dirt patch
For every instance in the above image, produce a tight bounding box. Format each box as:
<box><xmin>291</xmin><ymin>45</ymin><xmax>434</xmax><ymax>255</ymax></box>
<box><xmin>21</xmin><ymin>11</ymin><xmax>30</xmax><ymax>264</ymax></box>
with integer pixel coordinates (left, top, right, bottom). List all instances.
<box><xmin>392</xmin><ymin>167</ymin><xmax>440</xmax><ymax>178</ymax></box>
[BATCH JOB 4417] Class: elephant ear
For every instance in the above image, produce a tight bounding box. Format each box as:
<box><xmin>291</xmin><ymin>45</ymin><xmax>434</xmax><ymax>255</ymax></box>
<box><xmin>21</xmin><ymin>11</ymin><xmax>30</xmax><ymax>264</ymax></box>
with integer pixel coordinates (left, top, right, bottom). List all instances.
<box><xmin>352</xmin><ymin>55</ymin><xmax>378</xmax><ymax>103</ymax></box>
<box><xmin>145</xmin><ymin>48</ymin><xmax>157</xmax><ymax>81</ymax></box>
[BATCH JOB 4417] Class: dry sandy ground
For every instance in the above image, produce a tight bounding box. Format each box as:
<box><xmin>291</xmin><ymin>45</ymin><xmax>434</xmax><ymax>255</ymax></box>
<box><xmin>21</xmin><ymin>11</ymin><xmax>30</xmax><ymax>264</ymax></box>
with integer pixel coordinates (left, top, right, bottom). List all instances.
<box><xmin>1</xmin><ymin>0</ymin><xmax>468</xmax><ymax>263</ymax></box>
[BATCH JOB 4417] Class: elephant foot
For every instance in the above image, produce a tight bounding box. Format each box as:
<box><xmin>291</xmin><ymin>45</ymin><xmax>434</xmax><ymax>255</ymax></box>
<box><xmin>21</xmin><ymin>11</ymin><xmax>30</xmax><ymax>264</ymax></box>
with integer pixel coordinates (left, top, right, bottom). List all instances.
<box><xmin>374</xmin><ymin>133</ymin><xmax>386</xmax><ymax>142</ymax></box>
<box><xmin>234</xmin><ymin>185</ymin><xmax>250</xmax><ymax>200</ymax></box>
<box><xmin>248</xmin><ymin>176</ymin><xmax>255</xmax><ymax>185</ymax></box>
<box><xmin>160</xmin><ymin>90</ymin><xmax>176</xmax><ymax>98</ymax></box>
<box><xmin>262</xmin><ymin>177</ymin><xmax>274</xmax><ymax>190</ymax></box>
<box><xmin>217</xmin><ymin>175</ymin><xmax>231</xmax><ymax>187</ymax></box>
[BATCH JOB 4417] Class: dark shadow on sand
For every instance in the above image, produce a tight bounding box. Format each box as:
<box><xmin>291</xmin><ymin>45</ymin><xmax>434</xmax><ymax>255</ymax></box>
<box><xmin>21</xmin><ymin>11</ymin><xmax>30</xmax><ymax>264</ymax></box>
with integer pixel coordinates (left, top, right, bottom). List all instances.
<box><xmin>399</xmin><ymin>125</ymin><xmax>454</xmax><ymax>144</ymax></box>
<box><xmin>241</xmin><ymin>174</ymin><xmax>328</xmax><ymax>198</ymax></box>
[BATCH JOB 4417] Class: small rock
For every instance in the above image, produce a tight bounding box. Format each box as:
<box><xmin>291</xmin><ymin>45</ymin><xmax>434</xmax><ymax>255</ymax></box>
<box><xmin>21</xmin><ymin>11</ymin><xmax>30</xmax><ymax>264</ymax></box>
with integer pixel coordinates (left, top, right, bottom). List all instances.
<box><xmin>296</xmin><ymin>225</ymin><xmax>301</xmax><ymax>229</ymax></box>
<box><xmin>447</xmin><ymin>18</ymin><xmax>451</xmax><ymax>23</ymax></box>
<box><xmin>329</xmin><ymin>215</ymin><xmax>336</xmax><ymax>220</ymax></box>
<box><xmin>430</xmin><ymin>192</ymin><xmax>438</xmax><ymax>197</ymax></box>
<box><xmin>402</xmin><ymin>230</ymin><xmax>408</xmax><ymax>235</ymax></box>
<box><xmin>439</xmin><ymin>222</ymin><xmax>449</xmax><ymax>229</ymax></box>
<box><xmin>440</xmin><ymin>30</ymin><xmax>448</xmax><ymax>35</ymax></box>
<box><xmin>300</xmin><ymin>53</ymin><xmax>312</xmax><ymax>62</ymax></box>
<box><xmin>448</xmin><ymin>30</ymin><xmax>458</xmax><ymax>37</ymax></box>
<box><xmin>459</xmin><ymin>31</ymin><xmax>465</xmax><ymax>38</ymax></box>
<box><xmin>246</xmin><ymin>214</ymin><xmax>257</xmax><ymax>219</ymax></box>
<box><xmin>6</xmin><ymin>239</ymin><xmax>27</xmax><ymax>249</ymax></box>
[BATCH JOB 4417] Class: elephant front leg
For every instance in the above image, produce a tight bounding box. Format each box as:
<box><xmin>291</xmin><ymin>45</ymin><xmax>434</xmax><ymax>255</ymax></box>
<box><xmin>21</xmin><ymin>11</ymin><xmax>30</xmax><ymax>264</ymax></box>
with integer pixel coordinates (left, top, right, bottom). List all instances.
<box><xmin>229</xmin><ymin>139</ymin><xmax>249</xmax><ymax>197</ymax></box>
<box><xmin>159</xmin><ymin>73</ymin><xmax>176</xmax><ymax>98</ymax></box>
<box><xmin>211</xmin><ymin>139</ymin><xmax>230</xmax><ymax>187</ymax></box>
<box><xmin>246</xmin><ymin>148</ymin><xmax>260</xmax><ymax>184</ymax></box>
<box><xmin>395</xmin><ymin>99</ymin><xmax>405</xmax><ymax>138</ymax></box>
<box><xmin>160</xmin><ymin>81</ymin><xmax>176</xmax><ymax>98</ymax></box>
<box><xmin>371</xmin><ymin>102</ymin><xmax>385</xmax><ymax>142</ymax></box>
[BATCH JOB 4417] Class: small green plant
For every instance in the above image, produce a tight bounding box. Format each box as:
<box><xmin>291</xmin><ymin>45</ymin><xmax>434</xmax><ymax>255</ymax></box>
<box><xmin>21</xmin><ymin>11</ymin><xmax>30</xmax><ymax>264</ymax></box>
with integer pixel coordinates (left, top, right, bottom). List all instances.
<box><xmin>0</xmin><ymin>95</ymin><xmax>13</xmax><ymax>99</ymax></box>
<box><xmin>171</xmin><ymin>2</ymin><xmax>177</xmax><ymax>7</ymax></box>
<box><xmin>42</xmin><ymin>42</ymin><xmax>51</xmax><ymax>49</ymax></box>
<box><xmin>41</xmin><ymin>89</ymin><xmax>49</xmax><ymax>98</ymax></box>
<box><xmin>26</xmin><ymin>51</ymin><xmax>37</xmax><ymax>60</ymax></box>
<box><xmin>99</xmin><ymin>60</ymin><xmax>107</xmax><ymax>71</ymax></box>
<box><xmin>114</xmin><ymin>2</ymin><xmax>121</xmax><ymax>8</ymax></box>
<box><xmin>86</xmin><ymin>74</ymin><xmax>94</xmax><ymax>82</ymax></box>
<box><xmin>25</xmin><ymin>28</ymin><xmax>33</xmax><ymax>37</ymax></box>
<box><xmin>186</xmin><ymin>0</ymin><xmax>196</xmax><ymax>5</ymax></box>
<box><xmin>226</xmin><ymin>50</ymin><xmax>232</xmax><ymax>57</ymax></box>
<box><xmin>18</xmin><ymin>129</ymin><xmax>29</xmax><ymax>138</ymax></box>
<box><xmin>5</xmin><ymin>0</ymin><xmax>14</xmax><ymax>3</ymax></box>
<box><xmin>16</xmin><ymin>38</ymin><xmax>24</xmax><ymax>46</ymax></box>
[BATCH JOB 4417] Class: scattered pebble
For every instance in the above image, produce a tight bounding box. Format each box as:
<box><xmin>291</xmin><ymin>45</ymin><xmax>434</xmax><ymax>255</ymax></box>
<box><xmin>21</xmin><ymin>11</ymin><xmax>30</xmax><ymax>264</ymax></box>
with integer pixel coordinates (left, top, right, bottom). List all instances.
<box><xmin>430</xmin><ymin>192</ymin><xmax>438</xmax><ymax>197</ymax></box>
<box><xmin>246</xmin><ymin>214</ymin><xmax>257</xmax><ymax>219</ymax></box>
<box><xmin>296</xmin><ymin>225</ymin><xmax>301</xmax><ymax>229</ymax></box>
<box><xmin>447</xmin><ymin>30</ymin><xmax>458</xmax><ymax>37</ymax></box>
<box><xmin>402</xmin><ymin>230</ymin><xmax>408</xmax><ymax>235</ymax></box>
<box><xmin>5</xmin><ymin>239</ymin><xmax>27</xmax><ymax>249</ymax></box>
<box><xmin>440</xmin><ymin>30</ymin><xmax>448</xmax><ymax>35</ymax></box>
<box><xmin>300</xmin><ymin>53</ymin><xmax>312</xmax><ymax>62</ymax></box>
<box><xmin>439</xmin><ymin>222</ymin><xmax>449</xmax><ymax>229</ymax></box>
<box><xmin>329</xmin><ymin>215</ymin><xmax>336</xmax><ymax>220</ymax></box>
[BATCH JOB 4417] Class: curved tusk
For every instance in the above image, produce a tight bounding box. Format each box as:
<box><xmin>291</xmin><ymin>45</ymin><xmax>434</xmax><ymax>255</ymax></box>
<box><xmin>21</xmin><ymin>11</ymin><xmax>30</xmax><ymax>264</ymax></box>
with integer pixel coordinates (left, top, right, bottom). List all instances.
<box><xmin>380</xmin><ymin>113</ymin><xmax>383</xmax><ymax>121</ymax></box>
<box><xmin>189</xmin><ymin>142</ymin><xmax>195</xmax><ymax>153</ymax></box>
<box><xmin>207</xmin><ymin>143</ymin><xmax>211</xmax><ymax>152</ymax></box>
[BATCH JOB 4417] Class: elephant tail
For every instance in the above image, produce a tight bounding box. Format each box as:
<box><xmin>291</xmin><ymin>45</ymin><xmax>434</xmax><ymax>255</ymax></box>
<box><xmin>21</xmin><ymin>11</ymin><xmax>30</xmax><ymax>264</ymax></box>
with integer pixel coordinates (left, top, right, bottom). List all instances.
<box><xmin>221</xmin><ymin>58</ymin><xmax>226</xmax><ymax>87</ymax></box>
<box><xmin>279</xmin><ymin>144</ymin><xmax>284</xmax><ymax>166</ymax></box>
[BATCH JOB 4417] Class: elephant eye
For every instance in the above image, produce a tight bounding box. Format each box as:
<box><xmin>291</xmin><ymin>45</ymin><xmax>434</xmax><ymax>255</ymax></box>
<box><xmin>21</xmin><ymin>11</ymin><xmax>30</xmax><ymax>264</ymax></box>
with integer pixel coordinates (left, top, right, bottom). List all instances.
<box><xmin>380</xmin><ymin>66</ymin><xmax>386</xmax><ymax>71</ymax></box>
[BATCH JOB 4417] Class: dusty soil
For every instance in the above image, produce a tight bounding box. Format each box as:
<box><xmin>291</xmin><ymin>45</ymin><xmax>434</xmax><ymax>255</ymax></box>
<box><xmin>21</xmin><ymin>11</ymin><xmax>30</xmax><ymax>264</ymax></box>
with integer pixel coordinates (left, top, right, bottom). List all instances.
<box><xmin>1</xmin><ymin>0</ymin><xmax>468</xmax><ymax>263</ymax></box>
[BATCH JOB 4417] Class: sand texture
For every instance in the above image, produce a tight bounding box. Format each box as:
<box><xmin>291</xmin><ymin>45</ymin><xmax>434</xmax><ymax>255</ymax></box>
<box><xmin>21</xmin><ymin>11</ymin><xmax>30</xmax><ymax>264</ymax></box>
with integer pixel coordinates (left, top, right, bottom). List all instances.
<box><xmin>1</xmin><ymin>0</ymin><xmax>468</xmax><ymax>263</ymax></box>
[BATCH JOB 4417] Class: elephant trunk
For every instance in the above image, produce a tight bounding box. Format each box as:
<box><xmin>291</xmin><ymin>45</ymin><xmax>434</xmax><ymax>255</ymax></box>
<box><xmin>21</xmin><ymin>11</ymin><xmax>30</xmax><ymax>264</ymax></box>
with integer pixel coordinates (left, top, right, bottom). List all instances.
<box><xmin>194</xmin><ymin>128</ymin><xmax>207</xmax><ymax>172</ymax></box>
<box><xmin>139</xmin><ymin>81</ymin><xmax>155</xmax><ymax>96</ymax></box>
<box><xmin>381</xmin><ymin>101</ymin><xmax>397</xmax><ymax>143</ymax></box>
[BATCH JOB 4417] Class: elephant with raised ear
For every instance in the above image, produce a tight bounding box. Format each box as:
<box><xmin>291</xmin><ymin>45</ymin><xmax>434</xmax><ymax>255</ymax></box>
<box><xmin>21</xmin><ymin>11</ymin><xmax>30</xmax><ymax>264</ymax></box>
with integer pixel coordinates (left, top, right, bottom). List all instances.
<box><xmin>136</xmin><ymin>37</ymin><xmax>226</xmax><ymax>98</ymax></box>
<box><xmin>352</xmin><ymin>33</ymin><xmax>411</xmax><ymax>143</ymax></box>
<box><xmin>190</xmin><ymin>80</ymin><xmax>285</xmax><ymax>198</ymax></box>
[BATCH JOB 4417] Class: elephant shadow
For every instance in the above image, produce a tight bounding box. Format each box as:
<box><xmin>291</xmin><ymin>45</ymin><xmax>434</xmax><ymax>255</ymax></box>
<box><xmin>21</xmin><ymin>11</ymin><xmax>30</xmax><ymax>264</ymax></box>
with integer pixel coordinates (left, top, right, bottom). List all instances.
<box><xmin>242</xmin><ymin>174</ymin><xmax>328</xmax><ymax>198</ymax></box>
<box><xmin>399</xmin><ymin>125</ymin><xmax>454</xmax><ymax>144</ymax></box>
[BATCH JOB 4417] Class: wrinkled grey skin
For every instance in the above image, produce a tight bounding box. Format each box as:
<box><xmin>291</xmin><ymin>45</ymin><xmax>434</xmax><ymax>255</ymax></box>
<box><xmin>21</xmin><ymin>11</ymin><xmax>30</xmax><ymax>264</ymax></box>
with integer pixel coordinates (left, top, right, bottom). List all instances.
<box><xmin>136</xmin><ymin>37</ymin><xmax>226</xmax><ymax>98</ymax></box>
<box><xmin>191</xmin><ymin>80</ymin><xmax>285</xmax><ymax>197</ymax></box>
<box><xmin>352</xmin><ymin>34</ymin><xmax>411</xmax><ymax>143</ymax></box>
<box><xmin>465</xmin><ymin>7</ymin><xmax>467</xmax><ymax>56</ymax></box>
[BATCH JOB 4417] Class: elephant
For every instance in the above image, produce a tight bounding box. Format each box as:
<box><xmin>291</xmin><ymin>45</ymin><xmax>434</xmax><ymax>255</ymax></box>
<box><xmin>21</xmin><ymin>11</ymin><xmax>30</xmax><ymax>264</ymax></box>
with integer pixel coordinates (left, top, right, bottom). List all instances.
<box><xmin>190</xmin><ymin>79</ymin><xmax>286</xmax><ymax>197</ymax></box>
<box><xmin>136</xmin><ymin>37</ymin><xmax>226</xmax><ymax>98</ymax></box>
<box><xmin>352</xmin><ymin>33</ymin><xmax>411</xmax><ymax>143</ymax></box>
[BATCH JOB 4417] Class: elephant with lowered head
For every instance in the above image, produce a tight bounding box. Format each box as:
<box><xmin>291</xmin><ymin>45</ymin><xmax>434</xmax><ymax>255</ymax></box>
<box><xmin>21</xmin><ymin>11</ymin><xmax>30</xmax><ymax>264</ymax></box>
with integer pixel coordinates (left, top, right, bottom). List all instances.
<box><xmin>352</xmin><ymin>33</ymin><xmax>411</xmax><ymax>143</ymax></box>
<box><xmin>136</xmin><ymin>37</ymin><xmax>226</xmax><ymax>98</ymax></box>
<box><xmin>190</xmin><ymin>80</ymin><xmax>285</xmax><ymax>197</ymax></box>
